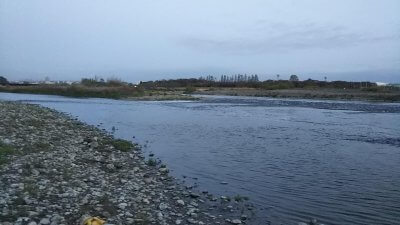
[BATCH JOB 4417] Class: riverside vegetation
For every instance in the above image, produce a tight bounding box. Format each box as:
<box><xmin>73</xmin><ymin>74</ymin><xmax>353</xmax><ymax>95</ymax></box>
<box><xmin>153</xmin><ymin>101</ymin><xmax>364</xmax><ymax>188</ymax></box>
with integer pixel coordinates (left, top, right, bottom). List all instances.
<box><xmin>0</xmin><ymin>101</ymin><xmax>255</xmax><ymax>225</ymax></box>
<box><xmin>140</xmin><ymin>78</ymin><xmax>400</xmax><ymax>102</ymax></box>
<box><xmin>1</xmin><ymin>76</ymin><xmax>399</xmax><ymax>101</ymax></box>
<box><xmin>0</xmin><ymin>84</ymin><xmax>196</xmax><ymax>101</ymax></box>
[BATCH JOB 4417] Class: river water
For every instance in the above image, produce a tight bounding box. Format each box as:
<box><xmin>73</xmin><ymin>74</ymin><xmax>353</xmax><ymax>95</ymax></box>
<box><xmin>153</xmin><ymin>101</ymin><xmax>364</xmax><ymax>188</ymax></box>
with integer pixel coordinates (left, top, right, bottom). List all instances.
<box><xmin>1</xmin><ymin>93</ymin><xmax>400</xmax><ymax>225</ymax></box>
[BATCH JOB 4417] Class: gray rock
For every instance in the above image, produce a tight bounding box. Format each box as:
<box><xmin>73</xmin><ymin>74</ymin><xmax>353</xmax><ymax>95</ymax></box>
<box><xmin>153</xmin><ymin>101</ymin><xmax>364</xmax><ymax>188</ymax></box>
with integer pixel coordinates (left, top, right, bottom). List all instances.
<box><xmin>190</xmin><ymin>193</ymin><xmax>200</xmax><ymax>198</ymax></box>
<box><xmin>230</xmin><ymin>219</ymin><xmax>242</xmax><ymax>224</ymax></box>
<box><xmin>126</xmin><ymin>218</ymin><xmax>135</xmax><ymax>224</ymax></box>
<box><xmin>90</xmin><ymin>141</ymin><xmax>99</xmax><ymax>148</ymax></box>
<box><xmin>176</xmin><ymin>199</ymin><xmax>185</xmax><ymax>206</ymax></box>
<box><xmin>310</xmin><ymin>218</ymin><xmax>318</xmax><ymax>225</ymax></box>
<box><xmin>187</xmin><ymin>218</ymin><xmax>197</xmax><ymax>224</ymax></box>
<box><xmin>159</xmin><ymin>202</ymin><xmax>168</xmax><ymax>210</ymax></box>
<box><xmin>159</xmin><ymin>168</ymin><xmax>169</xmax><ymax>173</ymax></box>
<box><xmin>39</xmin><ymin>218</ymin><xmax>50</xmax><ymax>225</ymax></box>
<box><xmin>118</xmin><ymin>202</ymin><xmax>128</xmax><ymax>209</ymax></box>
<box><xmin>106</xmin><ymin>163</ymin><xmax>115</xmax><ymax>170</ymax></box>
<box><xmin>32</xmin><ymin>169</ymin><xmax>40</xmax><ymax>176</ymax></box>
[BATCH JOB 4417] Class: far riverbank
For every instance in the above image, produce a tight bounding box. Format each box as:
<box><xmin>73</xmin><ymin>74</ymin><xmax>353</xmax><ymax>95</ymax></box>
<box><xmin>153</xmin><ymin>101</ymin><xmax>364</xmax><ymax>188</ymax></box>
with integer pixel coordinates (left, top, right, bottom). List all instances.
<box><xmin>193</xmin><ymin>87</ymin><xmax>400</xmax><ymax>102</ymax></box>
<box><xmin>1</xmin><ymin>84</ymin><xmax>399</xmax><ymax>102</ymax></box>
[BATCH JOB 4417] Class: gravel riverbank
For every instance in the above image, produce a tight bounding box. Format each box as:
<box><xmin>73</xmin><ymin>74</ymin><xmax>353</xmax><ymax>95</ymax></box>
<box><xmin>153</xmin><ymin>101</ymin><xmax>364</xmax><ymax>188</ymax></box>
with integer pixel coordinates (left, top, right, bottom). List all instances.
<box><xmin>194</xmin><ymin>88</ymin><xmax>400</xmax><ymax>102</ymax></box>
<box><xmin>0</xmin><ymin>101</ymin><xmax>252</xmax><ymax>225</ymax></box>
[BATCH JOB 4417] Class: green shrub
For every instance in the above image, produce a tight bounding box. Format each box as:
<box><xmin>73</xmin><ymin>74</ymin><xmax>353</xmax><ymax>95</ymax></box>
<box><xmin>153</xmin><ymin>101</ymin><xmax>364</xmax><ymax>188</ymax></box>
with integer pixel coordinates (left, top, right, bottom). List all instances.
<box><xmin>183</xmin><ymin>86</ymin><xmax>196</xmax><ymax>94</ymax></box>
<box><xmin>146</xmin><ymin>158</ymin><xmax>157</xmax><ymax>166</ymax></box>
<box><xmin>0</xmin><ymin>141</ymin><xmax>14</xmax><ymax>165</ymax></box>
<box><xmin>110</xmin><ymin>139</ymin><xmax>134</xmax><ymax>152</ymax></box>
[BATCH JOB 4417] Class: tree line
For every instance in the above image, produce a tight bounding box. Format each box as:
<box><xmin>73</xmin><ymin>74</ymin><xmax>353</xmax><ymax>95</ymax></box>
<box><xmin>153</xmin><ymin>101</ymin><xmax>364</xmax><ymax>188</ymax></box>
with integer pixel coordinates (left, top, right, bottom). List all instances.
<box><xmin>200</xmin><ymin>74</ymin><xmax>260</xmax><ymax>83</ymax></box>
<box><xmin>140</xmin><ymin>77</ymin><xmax>378</xmax><ymax>90</ymax></box>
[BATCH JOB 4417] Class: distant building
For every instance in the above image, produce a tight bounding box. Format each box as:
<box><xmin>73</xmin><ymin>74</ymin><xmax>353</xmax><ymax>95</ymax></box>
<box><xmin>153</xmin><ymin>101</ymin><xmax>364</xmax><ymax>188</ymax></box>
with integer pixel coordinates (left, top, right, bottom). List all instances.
<box><xmin>376</xmin><ymin>82</ymin><xmax>388</xmax><ymax>86</ymax></box>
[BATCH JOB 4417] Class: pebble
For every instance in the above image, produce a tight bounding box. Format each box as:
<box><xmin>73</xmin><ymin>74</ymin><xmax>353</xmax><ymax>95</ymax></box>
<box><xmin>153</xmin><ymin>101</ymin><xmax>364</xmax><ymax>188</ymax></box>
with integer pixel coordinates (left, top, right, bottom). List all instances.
<box><xmin>118</xmin><ymin>202</ymin><xmax>128</xmax><ymax>210</ymax></box>
<box><xmin>187</xmin><ymin>218</ymin><xmax>197</xmax><ymax>224</ymax></box>
<box><xmin>159</xmin><ymin>202</ymin><xmax>168</xmax><ymax>210</ymax></box>
<box><xmin>177</xmin><ymin>199</ymin><xmax>185</xmax><ymax>206</ymax></box>
<box><xmin>231</xmin><ymin>219</ymin><xmax>242</xmax><ymax>224</ymax></box>
<box><xmin>190</xmin><ymin>193</ymin><xmax>200</xmax><ymax>198</ymax></box>
<box><xmin>39</xmin><ymin>218</ymin><xmax>50</xmax><ymax>225</ymax></box>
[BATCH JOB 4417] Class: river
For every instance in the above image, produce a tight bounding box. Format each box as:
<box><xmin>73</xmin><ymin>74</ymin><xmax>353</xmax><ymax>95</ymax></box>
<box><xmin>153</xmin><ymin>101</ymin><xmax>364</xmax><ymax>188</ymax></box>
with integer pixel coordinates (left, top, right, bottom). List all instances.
<box><xmin>1</xmin><ymin>93</ymin><xmax>399</xmax><ymax>225</ymax></box>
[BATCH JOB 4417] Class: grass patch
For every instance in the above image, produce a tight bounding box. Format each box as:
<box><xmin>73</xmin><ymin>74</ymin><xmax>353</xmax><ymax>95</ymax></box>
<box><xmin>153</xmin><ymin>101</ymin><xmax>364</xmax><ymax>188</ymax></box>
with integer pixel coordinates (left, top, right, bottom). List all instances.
<box><xmin>0</xmin><ymin>84</ymin><xmax>145</xmax><ymax>99</ymax></box>
<box><xmin>183</xmin><ymin>86</ymin><xmax>196</xmax><ymax>94</ymax></box>
<box><xmin>0</xmin><ymin>141</ymin><xmax>14</xmax><ymax>165</ymax></box>
<box><xmin>110</xmin><ymin>139</ymin><xmax>134</xmax><ymax>152</ymax></box>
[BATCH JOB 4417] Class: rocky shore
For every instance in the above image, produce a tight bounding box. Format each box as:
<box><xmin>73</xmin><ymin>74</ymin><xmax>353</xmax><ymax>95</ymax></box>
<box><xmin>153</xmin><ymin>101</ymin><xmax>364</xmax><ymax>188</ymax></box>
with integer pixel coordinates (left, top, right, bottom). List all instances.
<box><xmin>0</xmin><ymin>101</ymin><xmax>252</xmax><ymax>225</ymax></box>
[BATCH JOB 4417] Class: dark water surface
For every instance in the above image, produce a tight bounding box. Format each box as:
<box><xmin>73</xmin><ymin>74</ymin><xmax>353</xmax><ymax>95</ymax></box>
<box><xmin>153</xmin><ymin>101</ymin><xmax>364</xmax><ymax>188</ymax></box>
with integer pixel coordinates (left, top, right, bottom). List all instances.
<box><xmin>1</xmin><ymin>93</ymin><xmax>400</xmax><ymax>225</ymax></box>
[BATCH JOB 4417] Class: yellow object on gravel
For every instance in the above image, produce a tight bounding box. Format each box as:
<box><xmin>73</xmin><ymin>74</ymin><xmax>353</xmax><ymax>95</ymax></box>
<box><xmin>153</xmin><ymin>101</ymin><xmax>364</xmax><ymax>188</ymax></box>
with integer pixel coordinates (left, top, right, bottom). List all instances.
<box><xmin>82</xmin><ymin>217</ymin><xmax>106</xmax><ymax>225</ymax></box>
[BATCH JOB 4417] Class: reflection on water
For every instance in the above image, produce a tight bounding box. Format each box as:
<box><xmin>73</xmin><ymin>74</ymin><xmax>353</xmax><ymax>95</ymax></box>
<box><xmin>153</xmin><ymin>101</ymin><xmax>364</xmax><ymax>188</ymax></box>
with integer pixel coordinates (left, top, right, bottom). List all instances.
<box><xmin>1</xmin><ymin>93</ymin><xmax>400</xmax><ymax>225</ymax></box>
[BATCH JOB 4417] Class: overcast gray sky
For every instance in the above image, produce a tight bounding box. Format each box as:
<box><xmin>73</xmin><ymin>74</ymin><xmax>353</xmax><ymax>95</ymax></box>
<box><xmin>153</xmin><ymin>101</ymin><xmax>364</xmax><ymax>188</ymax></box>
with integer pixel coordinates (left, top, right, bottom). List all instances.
<box><xmin>0</xmin><ymin>0</ymin><xmax>399</xmax><ymax>83</ymax></box>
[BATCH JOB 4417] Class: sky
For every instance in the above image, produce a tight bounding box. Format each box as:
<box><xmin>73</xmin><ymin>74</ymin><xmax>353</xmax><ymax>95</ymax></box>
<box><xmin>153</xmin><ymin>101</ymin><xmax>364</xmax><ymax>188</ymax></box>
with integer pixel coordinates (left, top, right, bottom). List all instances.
<box><xmin>0</xmin><ymin>0</ymin><xmax>399</xmax><ymax>83</ymax></box>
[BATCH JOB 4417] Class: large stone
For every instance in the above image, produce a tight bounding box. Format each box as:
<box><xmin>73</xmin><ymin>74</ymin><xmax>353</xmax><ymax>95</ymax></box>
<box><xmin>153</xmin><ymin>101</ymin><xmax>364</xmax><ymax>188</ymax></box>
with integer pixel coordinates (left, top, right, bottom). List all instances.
<box><xmin>118</xmin><ymin>203</ymin><xmax>128</xmax><ymax>210</ymax></box>
<box><xmin>231</xmin><ymin>219</ymin><xmax>242</xmax><ymax>224</ymax></box>
<box><xmin>159</xmin><ymin>168</ymin><xmax>169</xmax><ymax>174</ymax></box>
<box><xmin>90</xmin><ymin>141</ymin><xmax>99</xmax><ymax>148</ymax></box>
<box><xmin>39</xmin><ymin>218</ymin><xmax>50</xmax><ymax>225</ymax></box>
<box><xmin>176</xmin><ymin>199</ymin><xmax>185</xmax><ymax>206</ymax></box>
<box><xmin>159</xmin><ymin>202</ymin><xmax>168</xmax><ymax>210</ymax></box>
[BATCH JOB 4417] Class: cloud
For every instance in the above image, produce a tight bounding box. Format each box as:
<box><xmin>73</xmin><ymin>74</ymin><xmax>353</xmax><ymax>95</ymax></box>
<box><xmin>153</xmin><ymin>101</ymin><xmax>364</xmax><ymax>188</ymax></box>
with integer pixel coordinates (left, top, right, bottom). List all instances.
<box><xmin>179</xmin><ymin>23</ymin><xmax>400</xmax><ymax>55</ymax></box>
